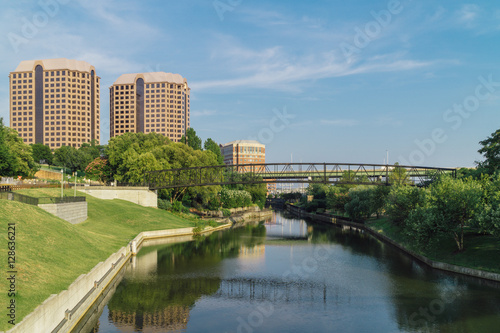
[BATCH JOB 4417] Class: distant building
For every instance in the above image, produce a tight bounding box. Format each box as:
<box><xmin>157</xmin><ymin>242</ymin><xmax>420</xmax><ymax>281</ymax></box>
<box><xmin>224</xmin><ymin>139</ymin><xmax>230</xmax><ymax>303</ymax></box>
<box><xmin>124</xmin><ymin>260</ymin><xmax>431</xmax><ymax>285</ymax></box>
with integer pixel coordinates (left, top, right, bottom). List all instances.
<box><xmin>109</xmin><ymin>72</ymin><xmax>190</xmax><ymax>142</ymax></box>
<box><xmin>220</xmin><ymin>140</ymin><xmax>265</xmax><ymax>165</ymax></box>
<box><xmin>9</xmin><ymin>58</ymin><xmax>101</xmax><ymax>149</ymax></box>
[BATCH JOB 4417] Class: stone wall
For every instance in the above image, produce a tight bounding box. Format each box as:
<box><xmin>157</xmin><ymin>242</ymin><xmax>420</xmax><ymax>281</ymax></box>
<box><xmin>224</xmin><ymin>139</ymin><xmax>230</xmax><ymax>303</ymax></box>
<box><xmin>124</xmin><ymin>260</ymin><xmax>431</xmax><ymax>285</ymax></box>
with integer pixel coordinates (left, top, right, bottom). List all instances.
<box><xmin>38</xmin><ymin>202</ymin><xmax>88</xmax><ymax>224</ymax></box>
<box><xmin>80</xmin><ymin>186</ymin><xmax>157</xmax><ymax>208</ymax></box>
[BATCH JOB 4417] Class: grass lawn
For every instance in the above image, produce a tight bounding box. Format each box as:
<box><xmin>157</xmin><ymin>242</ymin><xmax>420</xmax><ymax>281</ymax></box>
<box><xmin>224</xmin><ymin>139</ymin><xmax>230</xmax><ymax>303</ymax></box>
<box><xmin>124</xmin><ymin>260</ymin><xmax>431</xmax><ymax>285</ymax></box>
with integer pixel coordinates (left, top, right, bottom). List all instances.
<box><xmin>366</xmin><ymin>218</ymin><xmax>500</xmax><ymax>274</ymax></box>
<box><xmin>0</xmin><ymin>188</ymin><xmax>195</xmax><ymax>331</ymax></box>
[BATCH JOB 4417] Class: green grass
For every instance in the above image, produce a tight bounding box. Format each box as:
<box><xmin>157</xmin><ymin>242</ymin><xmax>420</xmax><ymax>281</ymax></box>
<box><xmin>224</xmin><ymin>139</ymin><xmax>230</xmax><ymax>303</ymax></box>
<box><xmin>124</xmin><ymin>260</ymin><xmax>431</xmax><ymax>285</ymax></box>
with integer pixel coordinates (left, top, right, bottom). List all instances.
<box><xmin>366</xmin><ymin>218</ymin><xmax>500</xmax><ymax>274</ymax></box>
<box><xmin>0</xmin><ymin>188</ymin><xmax>195</xmax><ymax>331</ymax></box>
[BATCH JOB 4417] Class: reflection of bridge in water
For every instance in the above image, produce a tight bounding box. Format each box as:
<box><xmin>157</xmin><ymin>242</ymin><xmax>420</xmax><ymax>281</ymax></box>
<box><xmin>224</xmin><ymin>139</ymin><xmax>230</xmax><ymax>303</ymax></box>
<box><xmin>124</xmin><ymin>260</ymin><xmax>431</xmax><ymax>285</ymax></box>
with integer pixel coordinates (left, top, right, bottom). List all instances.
<box><xmin>213</xmin><ymin>278</ymin><xmax>330</xmax><ymax>303</ymax></box>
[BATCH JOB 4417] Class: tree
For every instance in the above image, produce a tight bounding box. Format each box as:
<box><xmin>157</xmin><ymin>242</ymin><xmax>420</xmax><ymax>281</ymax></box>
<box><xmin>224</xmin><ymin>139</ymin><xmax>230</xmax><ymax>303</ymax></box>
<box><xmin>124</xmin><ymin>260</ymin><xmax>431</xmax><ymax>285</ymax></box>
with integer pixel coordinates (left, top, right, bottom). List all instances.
<box><xmin>0</xmin><ymin>119</ymin><xmax>38</xmax><ymax>178</ymax></box>
<box><xmin>85</xmin><ymin>157</ymin><xmax>112</xmax><ymax>184</ymax></box>
<box><xmin>78</xmin><ymin>140</ymin><xmax>103</xmax><ymax>171</ymax></box>
<box><xmin>389</xmin><ymin>163</ymin><xmax>412</xmax><ymax>185</ymax></box>
<box><xmin>403</xmin><ymin>176</ymin><xmax>483</xmax><ymax>252</ymax></box>
<box><xmin>477</xmin><ymin>129</ymin><xmax>500</xmax><ymax>174</ymax></box>
<box><xmin>204</xmin><ymin>138</ymin><xmax>224</xmax><ymax>165</ymax></box>
<box><xmin>32</xmin><ymin>143</ymin><xmax>53</xmax><ymax>165</ymax></box>
<box><xmin>345</xmin><ymin>186</ymin><xmax>373</xmax><ymax>221</ymax></box>
<box><xmin>385</xmin><ymin>185</ymin><xmax>426</xmax><ymax>226</ymax></box>
<box><xmin>53</xmin><ymin>145</ymin><xmax>80</xmax><ymax>172</ymax></box>
<box><xmin>181</xmin><ymin>127</ymin><xmax>202</xmax><ymax>150</ymax></box>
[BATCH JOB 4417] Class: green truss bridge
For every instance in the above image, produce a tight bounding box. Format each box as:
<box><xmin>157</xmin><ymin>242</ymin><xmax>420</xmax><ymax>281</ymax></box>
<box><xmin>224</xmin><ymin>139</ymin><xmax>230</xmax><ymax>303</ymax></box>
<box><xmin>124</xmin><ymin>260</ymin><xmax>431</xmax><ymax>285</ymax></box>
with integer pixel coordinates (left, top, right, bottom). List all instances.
<box><xmin>144</xmin><ymin>163</ymin><xmax>457</xmax><ymax>190</ymax></box>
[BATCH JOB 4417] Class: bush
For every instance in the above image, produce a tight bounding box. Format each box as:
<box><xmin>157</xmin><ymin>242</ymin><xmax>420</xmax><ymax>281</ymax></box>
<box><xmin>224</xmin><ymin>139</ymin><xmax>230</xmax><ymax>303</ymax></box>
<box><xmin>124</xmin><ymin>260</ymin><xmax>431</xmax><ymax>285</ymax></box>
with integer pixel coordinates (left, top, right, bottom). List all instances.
<box><xmin>222</xmin><ymin>208</ymin><xmax>231</xmax><ymax>217</ymax></box>
<box><xmin>158</xmin><ymin>199</ymin><xmax>172</xmax><ymax>210</ymax></box>
<box><xmin>220</xmin><ymin>188</ymin><xmax>252</xmax><ymax>209</ymax></box>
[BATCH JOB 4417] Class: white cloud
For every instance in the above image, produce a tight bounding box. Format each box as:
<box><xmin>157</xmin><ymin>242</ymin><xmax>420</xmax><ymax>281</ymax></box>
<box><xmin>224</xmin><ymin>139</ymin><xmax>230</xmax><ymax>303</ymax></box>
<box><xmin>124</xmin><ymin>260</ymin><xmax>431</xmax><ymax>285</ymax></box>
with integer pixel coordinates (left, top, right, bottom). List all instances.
<box><xmin>456</xmin><ymin>4</ymin><xmax>480</xmax><ymax>27</ymax></box>
<box><xmin>320</xmin><ymin>119</ymin><xmax>359</xmax><ymax>127</ymax></box>
<box><xmin>191</xmin><ymin>110</ymin><xmax>217</xmax><ymax>117</ymax></box>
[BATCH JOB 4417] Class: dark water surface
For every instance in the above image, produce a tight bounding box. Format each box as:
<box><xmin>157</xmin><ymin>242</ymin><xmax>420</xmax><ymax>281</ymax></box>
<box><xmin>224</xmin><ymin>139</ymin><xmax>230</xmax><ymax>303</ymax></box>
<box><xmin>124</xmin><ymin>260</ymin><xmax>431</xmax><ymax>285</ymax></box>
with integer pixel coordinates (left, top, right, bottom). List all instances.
<box><xmin>84</xmin><ymin>211</ymin><xmax>500</xmax><ymax>333</ymax></box>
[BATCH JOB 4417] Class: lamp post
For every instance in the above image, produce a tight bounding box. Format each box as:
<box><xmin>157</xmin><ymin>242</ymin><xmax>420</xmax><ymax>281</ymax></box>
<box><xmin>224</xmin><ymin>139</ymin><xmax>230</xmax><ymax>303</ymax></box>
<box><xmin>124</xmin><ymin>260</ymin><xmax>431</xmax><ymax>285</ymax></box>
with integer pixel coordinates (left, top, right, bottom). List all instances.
<box><xmin>61</xmin><ymin>169</ymin><xmax>64</xmax><ymax>198</ymax></box>
<box><xmin>73</xmin><ymin>172</ymin><xmax>76</xmax><ymax>197</ymax></box>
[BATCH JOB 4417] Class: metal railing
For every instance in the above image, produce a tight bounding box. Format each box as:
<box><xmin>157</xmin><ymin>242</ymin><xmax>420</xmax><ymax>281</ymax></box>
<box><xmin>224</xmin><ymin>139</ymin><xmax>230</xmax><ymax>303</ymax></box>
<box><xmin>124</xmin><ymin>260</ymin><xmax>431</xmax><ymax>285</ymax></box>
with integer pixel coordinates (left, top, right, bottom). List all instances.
<box><xmin>0</xmin><ymin>192</ymin><xmax>86</xmax><ymax>206</ymax></box>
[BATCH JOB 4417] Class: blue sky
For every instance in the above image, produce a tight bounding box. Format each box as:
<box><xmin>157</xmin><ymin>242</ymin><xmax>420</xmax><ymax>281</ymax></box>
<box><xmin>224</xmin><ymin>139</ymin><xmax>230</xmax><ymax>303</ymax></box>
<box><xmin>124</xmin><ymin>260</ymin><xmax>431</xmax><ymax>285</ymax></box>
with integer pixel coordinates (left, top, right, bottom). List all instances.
<box><xmin>1</xmin><ymin>0</ymin><xmax>500</xmax><ymax>167</ymax></box>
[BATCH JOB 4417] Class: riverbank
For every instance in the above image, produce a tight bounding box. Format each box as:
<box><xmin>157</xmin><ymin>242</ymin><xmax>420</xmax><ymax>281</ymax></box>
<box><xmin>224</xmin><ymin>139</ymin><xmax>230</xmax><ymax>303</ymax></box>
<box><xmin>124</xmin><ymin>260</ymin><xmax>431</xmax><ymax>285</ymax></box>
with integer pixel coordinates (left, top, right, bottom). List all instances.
<box><xmin>0</xmin><ymin>188</ymin><xmax>198</xmax><ymax>332</ymax></box>
<box><xmin>286</xmin><ymin>204</ymin><xmax>500</xmax><ymax>282</ymax></box>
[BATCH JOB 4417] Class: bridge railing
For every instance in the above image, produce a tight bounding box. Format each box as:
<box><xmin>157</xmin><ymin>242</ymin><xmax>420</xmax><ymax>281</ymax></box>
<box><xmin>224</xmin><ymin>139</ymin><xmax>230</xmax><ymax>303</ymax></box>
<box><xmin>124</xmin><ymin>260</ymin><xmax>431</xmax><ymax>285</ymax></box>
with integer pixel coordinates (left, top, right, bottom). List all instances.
<box><xmin>144</xmin><ymin>163</ymin><xmax>456</xmax><ymax>190</ymax></box>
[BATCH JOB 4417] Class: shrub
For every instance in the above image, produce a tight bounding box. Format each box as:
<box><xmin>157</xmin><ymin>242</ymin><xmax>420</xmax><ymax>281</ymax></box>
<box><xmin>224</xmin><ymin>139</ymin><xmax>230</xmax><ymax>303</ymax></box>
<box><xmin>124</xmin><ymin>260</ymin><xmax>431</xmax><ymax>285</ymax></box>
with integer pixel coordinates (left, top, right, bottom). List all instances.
<box><xmin>222</xmin><ymin>208</ymin><xmax>231</xmax><ymax>217</ymax></box>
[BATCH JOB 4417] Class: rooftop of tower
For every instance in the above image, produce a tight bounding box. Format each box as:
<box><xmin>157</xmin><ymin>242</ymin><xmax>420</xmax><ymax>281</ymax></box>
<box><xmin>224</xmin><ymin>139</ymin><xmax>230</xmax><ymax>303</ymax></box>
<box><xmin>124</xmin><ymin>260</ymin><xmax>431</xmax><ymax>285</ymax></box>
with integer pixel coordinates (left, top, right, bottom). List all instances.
<box><xmin>12</xmin><ymin>58</ymin><xmax>95</xmax><ymax>72</ymax></box>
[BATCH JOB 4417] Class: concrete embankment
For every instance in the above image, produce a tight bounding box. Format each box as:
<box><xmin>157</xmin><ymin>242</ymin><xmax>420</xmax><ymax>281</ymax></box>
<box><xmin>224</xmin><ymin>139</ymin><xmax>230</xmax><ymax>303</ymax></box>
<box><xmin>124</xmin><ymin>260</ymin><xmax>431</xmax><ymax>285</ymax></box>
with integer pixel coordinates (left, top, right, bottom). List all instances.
<box><xmin>3</xmin><ymin>207</ymin><xmax>273</xmax><ymax>333</ymax></box>
<box><xmin>286</xmin><ymin>204</ymin><xmax>500</xmax><ymax>283</ymax></box>
<box><xmin>3</xmin><ymin>223</ymin><xmax>231</xmax><ymax>333</ymax></box>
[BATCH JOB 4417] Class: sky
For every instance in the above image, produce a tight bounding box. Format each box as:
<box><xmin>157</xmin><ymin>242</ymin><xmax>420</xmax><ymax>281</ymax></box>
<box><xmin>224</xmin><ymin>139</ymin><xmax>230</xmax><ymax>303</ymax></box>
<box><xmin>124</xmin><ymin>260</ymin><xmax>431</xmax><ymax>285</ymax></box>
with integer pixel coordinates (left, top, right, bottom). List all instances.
<box><xmin>1</xmin><ymin>0</ymin><xmax>500</xmax><ymax>168</ymax></box>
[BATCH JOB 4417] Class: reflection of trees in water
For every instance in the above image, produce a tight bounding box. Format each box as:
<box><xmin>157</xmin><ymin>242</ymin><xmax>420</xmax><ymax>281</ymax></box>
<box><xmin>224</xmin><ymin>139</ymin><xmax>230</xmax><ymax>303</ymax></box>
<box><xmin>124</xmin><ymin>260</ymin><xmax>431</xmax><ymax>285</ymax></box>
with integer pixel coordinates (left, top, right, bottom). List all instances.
<box><xmin>306</xmin><ymin>218</ymin><xmax>500</xmax><ymax>332</ymax></box>
<box><xmin>105</xmin><ymin>223</ymin><xmax>266</xmax><ymax>331</ymax></box>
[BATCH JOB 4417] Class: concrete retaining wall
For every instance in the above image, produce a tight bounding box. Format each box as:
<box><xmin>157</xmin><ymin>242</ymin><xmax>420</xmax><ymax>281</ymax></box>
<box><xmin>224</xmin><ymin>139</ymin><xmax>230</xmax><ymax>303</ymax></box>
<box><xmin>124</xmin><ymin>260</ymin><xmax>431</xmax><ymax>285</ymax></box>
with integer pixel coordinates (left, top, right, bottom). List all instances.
<box><xmin>80</xmin><ymin>186</ymin><xmax>157</xmax><ymax>208</ymax></box>
<box><xmin>2</xmin><ymin>223</ymin><xmax>232</xmax><ymax>333</ymax></box>
<box><xmin>38</xmin><ymin>202</ymin><xmax>88</xmax><ymax>224</ymax></box>
<box><xmin>286</xmin><ymin>204</ymin><xmax>500</xmax><ymax>283</ymax></box>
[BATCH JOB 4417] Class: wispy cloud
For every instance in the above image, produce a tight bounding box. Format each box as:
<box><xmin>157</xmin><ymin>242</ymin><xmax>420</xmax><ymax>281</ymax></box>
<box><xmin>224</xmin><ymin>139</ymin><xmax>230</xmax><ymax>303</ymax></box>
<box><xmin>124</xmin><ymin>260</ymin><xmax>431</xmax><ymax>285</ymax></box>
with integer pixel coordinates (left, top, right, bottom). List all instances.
<box><xmin>456</xmin><ymin>4</ymin><xmax>480</xmax><ymax>26</ymax></box>
<box><xmin>320</xmin><ymin>119</ymin><xmax>359</xmax><ymax>127</ymax></box>
<box><xmin>191</xmin><ymin>110</ymin><xmax>217</xmax><ymax>117</ymax></box>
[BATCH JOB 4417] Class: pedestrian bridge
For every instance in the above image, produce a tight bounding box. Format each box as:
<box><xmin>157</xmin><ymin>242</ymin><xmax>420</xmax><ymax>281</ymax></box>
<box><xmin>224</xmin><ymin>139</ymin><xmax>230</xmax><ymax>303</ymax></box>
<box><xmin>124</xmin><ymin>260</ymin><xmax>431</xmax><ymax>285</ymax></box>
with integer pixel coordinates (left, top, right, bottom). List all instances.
<box><xmin>144</xmin><ymin>163</ymin><xmax>456</xmax><ymax>190</ymax></box>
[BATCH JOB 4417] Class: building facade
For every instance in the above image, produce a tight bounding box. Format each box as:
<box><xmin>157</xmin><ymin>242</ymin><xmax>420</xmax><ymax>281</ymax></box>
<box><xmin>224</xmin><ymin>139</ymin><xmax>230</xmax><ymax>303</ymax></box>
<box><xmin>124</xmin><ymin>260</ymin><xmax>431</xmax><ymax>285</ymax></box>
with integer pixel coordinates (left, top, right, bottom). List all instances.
<box><xmin>9</xmin><ymin>58</ymin><xmax>100</xmax><ymax>149</ymax></box>
<box><xmin>109</xmin><ymin>72</ymin><xmax>190</xmax><ymax>142</ymax></box>
<box><xmin>220</xmin><ymin>140</ymin><xmax>265</xmax><ymax>166</ymax></box>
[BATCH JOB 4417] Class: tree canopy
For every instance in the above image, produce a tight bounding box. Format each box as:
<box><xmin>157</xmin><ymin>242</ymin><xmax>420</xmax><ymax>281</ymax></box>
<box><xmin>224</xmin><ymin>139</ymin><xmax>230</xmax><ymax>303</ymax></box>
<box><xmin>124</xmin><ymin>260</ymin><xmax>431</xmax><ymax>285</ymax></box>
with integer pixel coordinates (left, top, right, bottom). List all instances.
<box><xmin>477</xmin><ymin>129</ymin><xmax>500</xmax><ymax>174</ymax></box>
<box><xmin>181</xmin><ymin>127</ymin><xmax>202</xmax><ymax>151</ymax></box>
<box><xmin>0</xmin><ymin>118</ymin><xmax>38</xmax><ymax>177</ymax></box>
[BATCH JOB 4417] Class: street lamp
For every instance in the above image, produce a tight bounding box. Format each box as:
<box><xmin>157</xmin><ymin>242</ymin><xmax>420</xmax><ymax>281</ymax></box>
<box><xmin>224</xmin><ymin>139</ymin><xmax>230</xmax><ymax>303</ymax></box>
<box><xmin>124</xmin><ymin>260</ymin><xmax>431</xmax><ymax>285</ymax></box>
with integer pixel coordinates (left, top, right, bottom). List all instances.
<box><xmin>61</xmin><ymin>169</ymin><xmax>64</xmax><ymax>199</ymax></box>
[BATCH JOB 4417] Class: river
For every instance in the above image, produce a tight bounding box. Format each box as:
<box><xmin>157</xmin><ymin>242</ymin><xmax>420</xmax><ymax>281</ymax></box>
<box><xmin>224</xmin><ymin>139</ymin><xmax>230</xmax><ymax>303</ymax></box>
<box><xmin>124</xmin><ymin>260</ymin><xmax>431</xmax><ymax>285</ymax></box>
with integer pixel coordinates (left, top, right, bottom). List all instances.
<box><xmin>80</xmin><ymin>211</ymin><xmax>500</xmax><ymax>333</ymax></box>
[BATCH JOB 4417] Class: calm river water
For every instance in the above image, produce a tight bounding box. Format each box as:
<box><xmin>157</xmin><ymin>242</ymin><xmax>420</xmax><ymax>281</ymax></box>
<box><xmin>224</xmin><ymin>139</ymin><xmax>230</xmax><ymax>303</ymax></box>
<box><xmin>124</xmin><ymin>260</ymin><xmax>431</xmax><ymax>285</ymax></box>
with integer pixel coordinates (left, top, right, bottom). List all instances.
<box><xmin>85</xmin><ymin>211</ymin><xmax>500</xmax><ymax>333</ymax></box>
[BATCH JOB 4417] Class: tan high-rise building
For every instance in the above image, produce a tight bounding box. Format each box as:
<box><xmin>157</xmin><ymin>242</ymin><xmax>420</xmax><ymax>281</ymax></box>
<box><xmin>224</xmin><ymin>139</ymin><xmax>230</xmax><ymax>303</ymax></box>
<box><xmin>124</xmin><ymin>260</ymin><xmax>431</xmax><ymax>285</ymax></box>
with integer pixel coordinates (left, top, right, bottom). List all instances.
<box><xmin>221</xmin><ymin>140</ymin><xmax>266</xmax><ymax>166</ymax></box>
<box><xmin>109</xmin><ymin>72</ymin><xmax>190</xmax><ymax>142</ymax></box>
<box><xmin>9</xmin><ymin>58</ymin><xmax>100</xmax><ymax>149</ymax></box>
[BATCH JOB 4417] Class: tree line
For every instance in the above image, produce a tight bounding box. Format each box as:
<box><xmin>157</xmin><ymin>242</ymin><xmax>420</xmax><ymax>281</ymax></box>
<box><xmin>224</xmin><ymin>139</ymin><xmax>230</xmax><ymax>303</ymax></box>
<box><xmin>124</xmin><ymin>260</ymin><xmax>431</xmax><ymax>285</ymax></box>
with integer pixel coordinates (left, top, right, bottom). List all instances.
<box><xmin>287</xmin><ymin>128</ymin><xmax>500</xmax><ymax>253</ymax></box>
<box><xmin>1</xmin><ymin>120</ymin><xmax>264</xmax><ymax>211</ymax></box>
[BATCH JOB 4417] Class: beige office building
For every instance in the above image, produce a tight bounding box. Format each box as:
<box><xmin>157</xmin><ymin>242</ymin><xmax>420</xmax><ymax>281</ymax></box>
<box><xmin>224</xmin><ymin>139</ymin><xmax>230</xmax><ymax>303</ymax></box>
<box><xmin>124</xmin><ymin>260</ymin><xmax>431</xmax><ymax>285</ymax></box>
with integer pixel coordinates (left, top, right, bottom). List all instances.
<box><xmin>110</xmin><ymin>72</ymin><xmax>190</xmax><ymax>142</ymax></box>
<box><xmin>221</xmin><ymin>140</ymin><xmax>266</xmax><ymax>165</ymax></box>
<box><xmin>9</xmin><ymin>58</ymin><xmax>100</xmax><ymax>149</ymax></box>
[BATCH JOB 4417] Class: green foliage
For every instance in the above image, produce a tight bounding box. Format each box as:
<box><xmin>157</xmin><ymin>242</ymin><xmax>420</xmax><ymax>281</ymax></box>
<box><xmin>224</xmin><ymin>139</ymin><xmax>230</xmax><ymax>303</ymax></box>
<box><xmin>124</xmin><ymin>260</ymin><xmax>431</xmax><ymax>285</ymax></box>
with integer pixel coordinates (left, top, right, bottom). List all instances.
<box><xmin>477</xmin><ymin>129</ymin><xmax>500</xmax><ymax>174</ymax></box>
<box><xmin>222</xmin><ymin>208</ymin><xmax>231</xmax><ymax>217</ymax></box>
<box><xmin>31</xmin><ymin>143</ymin><xmax>53</xmax><ymax>165</ymax></box>
<box><xmin>389</xmin><ymin>163</ymin><xmax>412</xmax><ymax>185</ymax></box>
<box><xmin>280</xmin><ymin>192</ymin><xmax>302</xmax><ymax>202</ymax></box>
<box><xmin>476</xmin><ymin>205</ymin><xmax>500</xmax><ymax>237</ymax></box>
<box><xmin>326</xmin><ymin>186</ymin><xmax>350</xmax><ymax>211</ymax></box>
<box><xmin>400</xmin><ymin>176</ymin><xmax>483</xmax><ymax>252</ymax></box>
<box><xmin>0</xmin><ymin>119</ymin><xmax>38</xmax><ymax>177</ymax></box>
<box><xmin>224</xmin><ymin>172</ymin><xmax>267</xmax><ymax>208</ymax></box>
<box><xmin>53</xmin><ymin>145</ymin><xmax>81</xmax><ymax>172</ymax></box>
<box><xmin>385</xmin><ymin>185</ymin><xmax>426</xmax><ymax>226</ymax></box>
<box><xmin>204</xmin><ymin>138</ymin><xmax>224</xmax><ymax>165</ymax></box>
<box><xmin>106</xmin><ymin>132</ymin><xmax>220</xmax><ymax>204</ymax></box>
<box><xmin>181</xmin><ymin>127</ymin><xmax>202</xmax><ymax>150</ymax></box>
<box><xmin>220</xmin><ymin>187</ymin><xmax>252</xmax><ymax>208</ymax></box>
<box><xmin>344</xmin><ymin>186</ymin><xmax>373</xmax><ymax>221</ymax></box>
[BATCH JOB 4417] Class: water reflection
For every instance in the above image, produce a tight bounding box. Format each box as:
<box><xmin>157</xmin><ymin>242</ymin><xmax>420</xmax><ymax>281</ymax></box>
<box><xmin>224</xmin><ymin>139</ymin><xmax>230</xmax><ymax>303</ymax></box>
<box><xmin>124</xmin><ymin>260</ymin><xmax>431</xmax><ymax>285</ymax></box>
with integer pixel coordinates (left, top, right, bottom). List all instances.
<box><xmin>83</xmin><ymin>211</ymin><xmax>500</xmax><ymax>333</ymax></box>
